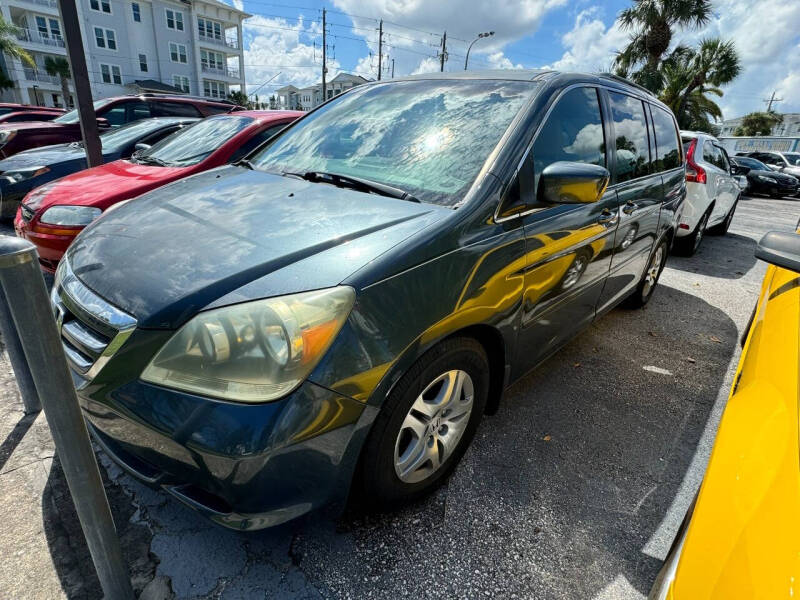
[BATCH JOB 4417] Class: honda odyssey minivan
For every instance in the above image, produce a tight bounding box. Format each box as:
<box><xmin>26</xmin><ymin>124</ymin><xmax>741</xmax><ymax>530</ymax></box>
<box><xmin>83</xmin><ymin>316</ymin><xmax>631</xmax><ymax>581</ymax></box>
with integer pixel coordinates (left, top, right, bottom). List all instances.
<box><xmin>54</xmin><ymin>71</ymin><xmax>685</xmax><ymax>529</ymax></box>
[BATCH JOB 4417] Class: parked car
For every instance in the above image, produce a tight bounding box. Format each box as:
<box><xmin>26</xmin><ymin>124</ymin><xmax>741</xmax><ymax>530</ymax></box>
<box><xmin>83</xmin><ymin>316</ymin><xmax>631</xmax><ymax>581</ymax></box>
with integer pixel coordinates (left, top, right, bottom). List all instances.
<box><xmin>737</xmin><ymin>150</ymin><xmax>800</xmax><ymax>180</ymax></box>
<box><xmin>677</xmin><ymin>131</ymin><xmax>740</xmax><ymax>255</ymax></box>
<box><xmin>0</xmin><ymin>94</ymin><xmax>241</xmax><ymax>159</ymax></box>
<box><xmin>52</xmin><ymin>72</ymin><xmax>685</xmax><ymax>530</ymax></box>
<box><xmin>0</xmin><ymin>117</ymin><xmax>196</xmax><ymax>219</ymax></box>
<box><xmin>650</xmin><ymin>229</ymin><xmax>800</xmax><ymax>600</ymax></box>
<box><xmin>730</xmin><ymin>155</ymin><xmax>800</xmax><ymax>198</ymax></box>
<box><xmin>0</xmin><ymin>109</ymin><xmax>65</xmax><ymax>124</ymax></box>
<box><xmin>15</xmin><ymin>110</ymin><xmax>300</xmax><ymax>270</ymax></box>
<box><xmin>0</xmin><ymin>103</ymin><xmax>64</xmax><ymax>120</ymax></box>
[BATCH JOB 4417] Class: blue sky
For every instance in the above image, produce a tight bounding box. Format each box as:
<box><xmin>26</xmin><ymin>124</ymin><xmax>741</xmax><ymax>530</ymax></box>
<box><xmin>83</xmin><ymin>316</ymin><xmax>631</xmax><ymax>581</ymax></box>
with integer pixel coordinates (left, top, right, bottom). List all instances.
<box><xmin>233</xmin><ymin>0</ymin><xmax>800</xmax><ymax>120</ymax></box>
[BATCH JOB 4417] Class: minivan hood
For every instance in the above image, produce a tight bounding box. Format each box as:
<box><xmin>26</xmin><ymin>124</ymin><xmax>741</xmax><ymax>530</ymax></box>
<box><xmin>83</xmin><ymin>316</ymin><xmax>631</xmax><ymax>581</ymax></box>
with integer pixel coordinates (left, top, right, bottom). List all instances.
<box><xmin>67</xmin><ymin>166</ymin><xmax>449</xmax><ymax>328</ymax></box>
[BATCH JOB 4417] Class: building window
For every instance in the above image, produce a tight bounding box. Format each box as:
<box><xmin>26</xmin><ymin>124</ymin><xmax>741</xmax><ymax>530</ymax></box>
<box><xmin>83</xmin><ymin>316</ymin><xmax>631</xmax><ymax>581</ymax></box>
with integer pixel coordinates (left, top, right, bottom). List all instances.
<box><xmin>173</xmin><ymin>75</ymin><xmax>190</xmax><ymax>93</ymax></box>
<box><xmin>94</xmin><ymin>27</ymin><xmax>117</xmax><ymax>50</ymax></box>
<box><xmin>166</xmin><ymin>9</ymin><xmax>184</xmax><ymax>31</ymax></box>
<box><xmin>200</xmin><ymin>50</ymin><xmax>224</xmax><ymax>70</ymax></box>
<box><xmin>90</xmin><ymin>0</ymin><xmax>111</xmax><ymax>13</ymax></box>
<box><xmin>169</xmin><ymin>42</ymin><xmax>187</xmax><ymax>63</ymax></box>
<box><xmin>131</xmin><ymin>2</ymin><xmax>140</xmax><ymax>22</ymax></box>
<box><xmin>138</xmin><ymin>53</ymin><xmax>147</xmax><ymax>72</ymax></box>
<box><xmin>100</xmin><ymin>63</ymin><xmax>122</xmax><ymax>85</ymax></box>
<box><xmin>198</xmin><ymin>17</ymin><xmax>222</xmax><ymax>40</ymax></box>
<box><xmin>203</xmin><ymin>80</ymin><xmax>225</xmax><ymax>99</ymax></box>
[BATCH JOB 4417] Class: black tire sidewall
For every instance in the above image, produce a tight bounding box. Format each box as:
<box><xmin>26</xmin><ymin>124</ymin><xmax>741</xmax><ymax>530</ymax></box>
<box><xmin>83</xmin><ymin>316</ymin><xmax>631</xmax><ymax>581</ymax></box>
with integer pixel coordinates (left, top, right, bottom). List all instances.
<box><xmin>360</xmin><ymin>338</ymin><xmax>490</xmax><ymax>507</ymax></box>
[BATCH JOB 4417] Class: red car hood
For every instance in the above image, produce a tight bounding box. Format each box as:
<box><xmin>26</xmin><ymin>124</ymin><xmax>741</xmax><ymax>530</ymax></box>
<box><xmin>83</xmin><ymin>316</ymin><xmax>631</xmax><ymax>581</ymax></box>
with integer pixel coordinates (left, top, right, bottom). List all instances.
<box><xmin>32</xmin><ymin>159</ymin><xmax>191</xmax><ymax>210</ymax></box>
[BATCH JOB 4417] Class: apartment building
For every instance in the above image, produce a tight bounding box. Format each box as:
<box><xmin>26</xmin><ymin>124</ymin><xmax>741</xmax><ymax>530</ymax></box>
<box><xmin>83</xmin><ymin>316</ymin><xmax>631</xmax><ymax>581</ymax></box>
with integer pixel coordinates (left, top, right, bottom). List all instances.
<box><xmin>720</xmin><ymin>113</ymin><xmax>800</xmax><ymax>137</ymax></box>
<box><xmin>275</xmin><ymin>73</ymin><xmax>370</xmax><ymax>111</ymax></box>
<box><xmin>0</xmin><ymin>0</ymin><xmax>249</xmax><ymax>107</ymax></box>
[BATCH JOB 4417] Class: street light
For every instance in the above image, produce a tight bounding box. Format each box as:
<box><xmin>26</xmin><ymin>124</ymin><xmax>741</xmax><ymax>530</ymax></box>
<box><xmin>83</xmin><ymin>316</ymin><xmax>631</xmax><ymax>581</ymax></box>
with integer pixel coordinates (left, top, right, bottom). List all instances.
<box><xmin>465</xmin><ymin>31</ymin><xmax>495</xmax><ymax>70</ymax></box>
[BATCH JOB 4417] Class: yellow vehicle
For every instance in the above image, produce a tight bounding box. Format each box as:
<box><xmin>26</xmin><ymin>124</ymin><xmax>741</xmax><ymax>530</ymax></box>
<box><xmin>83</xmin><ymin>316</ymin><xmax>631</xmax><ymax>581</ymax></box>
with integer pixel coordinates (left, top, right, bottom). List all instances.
<box><xmin>650</xmin><ymin>230</ymin><xmax>800</xmax><ymax>599</ymax></box>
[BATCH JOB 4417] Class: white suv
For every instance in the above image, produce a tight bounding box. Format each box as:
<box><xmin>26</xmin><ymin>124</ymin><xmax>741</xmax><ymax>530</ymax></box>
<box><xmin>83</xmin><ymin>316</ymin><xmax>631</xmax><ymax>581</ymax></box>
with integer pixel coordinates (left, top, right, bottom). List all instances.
<box><xmin>676</xmin><ymin>131</ymin><xmax>740</xmax><ymax>255</ymax></box>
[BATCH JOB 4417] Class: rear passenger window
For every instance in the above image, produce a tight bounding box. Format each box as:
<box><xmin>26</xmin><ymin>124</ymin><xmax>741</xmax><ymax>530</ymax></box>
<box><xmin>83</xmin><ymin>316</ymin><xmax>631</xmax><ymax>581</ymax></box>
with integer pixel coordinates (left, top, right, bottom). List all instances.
<box><xmin>532</xmin><ymin>86</ymin><xmax>606</xmax><ymax>194</ymax></box>
<box><xmin>650</xmin><ymin>106</ymin><xmax>681</xmax><ymax>170</ymax></box>
<box><xmin>127</xmin><ymin>101</ymin><xmax>151</xmax><ymax>121</ymax></box>
<box><xmin>154</xmin><ymin>102</ymin><xmax>202</xmax><ymax>118</ymax></box>
<box><xmin>607</xmin><ymin>92</ymin><xmax>651</xmax><ymax>182</ymax></box>
<box><xmin>100</xmin><ymin>104</ymin><xmax>128</xmax><ymax>127</ymax></box>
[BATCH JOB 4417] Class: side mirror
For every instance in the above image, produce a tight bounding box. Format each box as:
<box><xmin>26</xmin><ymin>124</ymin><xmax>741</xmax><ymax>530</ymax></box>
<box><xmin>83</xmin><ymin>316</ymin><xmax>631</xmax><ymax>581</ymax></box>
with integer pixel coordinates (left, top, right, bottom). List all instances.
<box><xmin>539</xmin><ymin>162</ymin><xmax>610</xmax><ymax>205</ymax></box>
<box><xmin>755</xmin><ymin>231</ymin><xmax>800</xmax><ymax>273</ymax></box>
<box><xmin>96</xmin><ymin>117</ymin><xmax>110</xmax><ymax>129</ymax></box>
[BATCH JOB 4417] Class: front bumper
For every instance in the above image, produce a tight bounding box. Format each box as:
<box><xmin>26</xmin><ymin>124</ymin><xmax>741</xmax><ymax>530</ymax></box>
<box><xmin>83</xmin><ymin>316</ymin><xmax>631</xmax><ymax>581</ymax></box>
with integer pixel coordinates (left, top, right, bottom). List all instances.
<box><xmin>14</xmin><ymin>209</ymin><xmax>76</xmax><ymax>272</ymax></box>
<box><xmin>80</xmin><ymin>376</ymin><xmax>366</xmax><ymax>530</ymax></box>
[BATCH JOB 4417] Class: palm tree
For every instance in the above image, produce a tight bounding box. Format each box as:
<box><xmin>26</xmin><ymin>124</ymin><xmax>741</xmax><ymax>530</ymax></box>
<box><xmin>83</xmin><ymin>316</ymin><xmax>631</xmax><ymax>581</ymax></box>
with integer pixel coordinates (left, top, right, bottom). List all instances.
<box><xmin>672</xmin><ymin>38</ymin><xmax>740</xmax><ymax>123</ymax></box>
<box><xmin>0</xmin><ymin>14</ymin><xmax>34</xmax><ymax>67</ymax></box>
<box><xmin>44</xmin><ymin>56</ymin><xmax>72</xmax><ymax>108</ymax></box>
<box><xmin>614</xmin><ymin>0</ymin><xmax>713</xmax><ymax>92</ymax></box>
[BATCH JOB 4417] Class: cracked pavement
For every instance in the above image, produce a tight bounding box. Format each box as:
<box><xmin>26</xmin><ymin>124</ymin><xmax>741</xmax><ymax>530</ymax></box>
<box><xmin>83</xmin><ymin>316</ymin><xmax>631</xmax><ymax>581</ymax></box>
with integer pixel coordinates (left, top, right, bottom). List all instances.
<box><xmin>0</xmin><ymin>194</ymin><xmax>797</xmax><ymax>599</ymax></box>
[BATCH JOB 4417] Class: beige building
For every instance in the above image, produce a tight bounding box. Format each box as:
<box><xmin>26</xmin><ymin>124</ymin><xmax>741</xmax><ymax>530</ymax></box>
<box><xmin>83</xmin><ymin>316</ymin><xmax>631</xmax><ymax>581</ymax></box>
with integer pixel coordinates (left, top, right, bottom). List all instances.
<box><xmin>275</xmin><ymin>72</ymin><xmax>369</xmax><ymax>111</ymax></box>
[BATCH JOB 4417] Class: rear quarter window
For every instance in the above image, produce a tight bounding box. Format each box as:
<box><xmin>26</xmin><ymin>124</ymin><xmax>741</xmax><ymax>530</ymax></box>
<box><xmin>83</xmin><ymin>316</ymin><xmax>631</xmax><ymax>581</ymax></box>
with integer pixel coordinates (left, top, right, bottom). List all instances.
<box><xmin>153</xmin><ymin>101</ymin><xmax>202</xmax><ymax>118</ymax></box>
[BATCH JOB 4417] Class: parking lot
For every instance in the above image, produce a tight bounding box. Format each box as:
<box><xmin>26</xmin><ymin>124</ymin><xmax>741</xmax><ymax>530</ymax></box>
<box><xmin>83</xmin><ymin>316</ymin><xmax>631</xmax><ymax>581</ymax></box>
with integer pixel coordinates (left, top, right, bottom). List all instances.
<box><xmin>0</xmin><ymin>193</ymin><xmax>796</xmax><ymax>600</ymax></box>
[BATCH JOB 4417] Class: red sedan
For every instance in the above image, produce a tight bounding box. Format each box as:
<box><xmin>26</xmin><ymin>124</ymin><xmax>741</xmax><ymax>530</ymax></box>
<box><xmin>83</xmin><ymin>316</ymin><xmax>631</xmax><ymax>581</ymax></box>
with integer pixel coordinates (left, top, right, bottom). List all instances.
<box><xmin>15</xmin><ymin>110</ymin><xmax>301</xmax><ymax>271</ymax></box>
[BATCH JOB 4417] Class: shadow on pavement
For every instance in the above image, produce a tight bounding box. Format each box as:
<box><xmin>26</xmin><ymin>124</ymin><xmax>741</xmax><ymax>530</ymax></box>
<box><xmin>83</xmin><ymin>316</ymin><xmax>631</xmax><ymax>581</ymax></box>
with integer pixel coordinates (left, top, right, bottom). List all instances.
<box><xmin>0</xmin><ymin>413</ymin><xmax>35</xmax><ymax>472</ymax></box>
<box><xmin>667</xmin><ymin>232</ymin><xmax>756</xmax><ymax>279</ymax></box>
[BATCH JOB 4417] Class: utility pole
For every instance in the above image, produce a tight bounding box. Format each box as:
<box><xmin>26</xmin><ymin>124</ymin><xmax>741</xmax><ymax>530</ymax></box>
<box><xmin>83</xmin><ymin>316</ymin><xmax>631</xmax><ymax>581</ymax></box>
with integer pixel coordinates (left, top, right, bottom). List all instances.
<box><xmin>57</xmin><ymin>0</ymin><xmax>102</xmax><ymax>167</ymax></box>
<box><xmin>321</xmin><ymin>8</ymin><xmax>327</xmax><ymax>102</ymax></box>
<box><xmin>764</xmin><ymin>90</ymin><xmax>783</xmax><ymax>112</ymax></box>
<box><xmin>377</xmin><ymin>19</ymin><xmax>383</xmax><ymax>81</ymax></box>
<box><xmin>391</xmin><ymin>58</ymin><xmax>395</xmax><ymax>79</ymax></box>
<box><xmin>439</xmin><ymin>31</ymin><xmax>447</xmax><ymax>72</ymax></box>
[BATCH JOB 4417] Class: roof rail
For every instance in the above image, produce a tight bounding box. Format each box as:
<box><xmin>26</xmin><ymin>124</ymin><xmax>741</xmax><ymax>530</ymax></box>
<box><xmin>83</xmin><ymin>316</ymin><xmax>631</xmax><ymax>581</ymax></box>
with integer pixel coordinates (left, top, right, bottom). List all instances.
<box><xmin>597</xmin><ymin>73</ymin><xmax>655</xmax><ymax>97</ymax></box>
<box><xmin>137</xmin><ymin>92</ymin><xmax>237</xmax><ymax>105</ymax></box>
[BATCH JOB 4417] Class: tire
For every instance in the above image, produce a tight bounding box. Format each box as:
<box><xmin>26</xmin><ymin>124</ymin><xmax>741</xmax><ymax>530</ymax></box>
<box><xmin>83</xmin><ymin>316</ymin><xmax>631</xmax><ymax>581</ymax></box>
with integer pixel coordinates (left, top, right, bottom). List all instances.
<box><xmin>624</xmin><ymin>238</ymin><xmax>668</xmax><ymax>308</ymax></box>
<box><xmin>708</xmin><ymin>198</ymin><xmax>738</xmax><ymax>235</ymax></box>
<box><xmin>673</xmin><ymin>209</ymin><xmax>709</xmax><ymax>256</ymax></box>
<box><xmin>359</xmin><ymin>337</ymin><xmax>490</xmax><ymax>508</ymax></box>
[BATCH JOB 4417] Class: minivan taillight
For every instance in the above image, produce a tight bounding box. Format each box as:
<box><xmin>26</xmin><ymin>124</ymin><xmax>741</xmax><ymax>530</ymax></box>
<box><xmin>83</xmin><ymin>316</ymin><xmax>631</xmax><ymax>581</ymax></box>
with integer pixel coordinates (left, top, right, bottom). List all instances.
<box><xmin>685</xmin><ymin>138</ymin><xmax>706</xmax><ymax>184</ymax></box>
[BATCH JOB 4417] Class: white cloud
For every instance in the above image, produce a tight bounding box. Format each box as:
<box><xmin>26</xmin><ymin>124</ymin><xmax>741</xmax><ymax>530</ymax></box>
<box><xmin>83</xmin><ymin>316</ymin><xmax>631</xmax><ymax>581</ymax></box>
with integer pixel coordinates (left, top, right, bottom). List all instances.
<box><xmin>551</xmin><ymin>7</ymin><xmax>627</xmax><ymax>72</ymax></box>
<box><xmin>242</xmin><ymin>16</ymin><xmax>340</xmax><ymax>99</ymax></box>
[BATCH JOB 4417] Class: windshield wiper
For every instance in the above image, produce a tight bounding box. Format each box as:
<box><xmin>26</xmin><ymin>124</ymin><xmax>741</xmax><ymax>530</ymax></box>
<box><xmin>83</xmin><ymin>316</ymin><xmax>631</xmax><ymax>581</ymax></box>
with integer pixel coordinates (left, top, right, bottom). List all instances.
<box><xmin>282</xmin><ymin>170</ymin><xmax>421</xmax><ymax>203</ymax></box>
<box><xmin>135</xmin><ymin>154</ymin><xmax>170</xmax><ymax>167</ymax></box>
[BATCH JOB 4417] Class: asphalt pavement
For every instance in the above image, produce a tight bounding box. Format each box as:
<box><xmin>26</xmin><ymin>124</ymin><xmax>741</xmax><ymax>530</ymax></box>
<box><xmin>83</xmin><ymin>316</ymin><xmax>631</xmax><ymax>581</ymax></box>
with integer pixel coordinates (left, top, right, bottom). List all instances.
<box><xmin>0</xmin><ymin>193</ymin><xmax>796</xmax><ymax>599</ymax></box>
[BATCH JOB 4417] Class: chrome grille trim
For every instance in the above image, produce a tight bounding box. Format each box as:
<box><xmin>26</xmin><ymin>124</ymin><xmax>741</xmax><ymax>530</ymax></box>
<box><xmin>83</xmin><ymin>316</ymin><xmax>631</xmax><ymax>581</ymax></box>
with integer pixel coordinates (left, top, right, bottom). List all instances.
<box><xmin>51</xmin><ymin>259</ymin><xmax>137</xmax><ymax>382</ymax></box>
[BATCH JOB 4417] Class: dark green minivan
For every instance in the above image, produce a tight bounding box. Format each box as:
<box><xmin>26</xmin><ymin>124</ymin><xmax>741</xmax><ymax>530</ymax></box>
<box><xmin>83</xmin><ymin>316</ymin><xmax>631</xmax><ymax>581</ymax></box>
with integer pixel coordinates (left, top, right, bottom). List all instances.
<box><xmin>55</xmin><ymin>70</ymin><xmax>685</xmax><ymax>529</ymax></box>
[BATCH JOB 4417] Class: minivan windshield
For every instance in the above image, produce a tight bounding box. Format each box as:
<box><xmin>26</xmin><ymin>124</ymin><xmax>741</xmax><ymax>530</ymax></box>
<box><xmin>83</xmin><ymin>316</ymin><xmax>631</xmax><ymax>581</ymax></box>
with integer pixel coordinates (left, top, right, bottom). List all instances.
<box><xmin>250</xmin><ymin>79</ymin><xmax>539</xmax><ymax>206</ymax></box>
<box><xmin>53</xmin><ymin>98</ymin><xmax>115</xmax><ymax>124</ymax></box>
<box><xmin>137</xmin><ymin>115</ymin><xmax>253</xmax><ymax>167</ymax></box>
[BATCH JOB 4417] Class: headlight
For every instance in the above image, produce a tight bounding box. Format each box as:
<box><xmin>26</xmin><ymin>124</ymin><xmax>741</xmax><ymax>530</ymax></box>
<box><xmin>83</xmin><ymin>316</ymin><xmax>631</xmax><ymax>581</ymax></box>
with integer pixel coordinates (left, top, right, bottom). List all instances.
<box><xmin>141</xmin><ymin>287</ymin><xmax>355</xmax><ymax>403</ymax></box>
<box><xmin>40</xmin><ymin>205</ymin><xmax>101</xmax><ymax>226</ymax></box>
<box><xmin>0</xmin><ymin>130</ymin><xmax>17</xmax><ymax>146</ymax></box>
<box><xmin>1</xmin><ymin>165</ymin><xmax>49</xmax><ymax>184</ymax></box>
<box><xmin>757</xmin><ymin>175</ymin><xmax>777</xmax><ymax>183</ymax></box>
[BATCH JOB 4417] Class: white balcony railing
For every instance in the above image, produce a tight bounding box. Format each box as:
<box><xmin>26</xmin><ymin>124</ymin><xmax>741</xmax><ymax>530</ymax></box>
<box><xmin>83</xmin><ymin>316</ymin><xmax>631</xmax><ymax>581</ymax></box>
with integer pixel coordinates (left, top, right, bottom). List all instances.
<box><xmin>201</xmin><ymin>64</ymin><xmax>241</xmax><ymax>79</ymax></box>
<box><xmin>23</xmin><ymin>68</ymin><xmax>60</xmax><ymax>84</ymax></box>
<box><xmin>17</xmin><ymin>0</ymin><xmax>59</xmax><ymax>8</ymax></box>
<box><xmin>198</xmin><ymin>32</ymin><xmax>239</xmax><ymax>50</ymax></box>
<box><xmin>16</xmin><ymin>28</ymin><xmax>65</xmax><ymax>48</ymax></box>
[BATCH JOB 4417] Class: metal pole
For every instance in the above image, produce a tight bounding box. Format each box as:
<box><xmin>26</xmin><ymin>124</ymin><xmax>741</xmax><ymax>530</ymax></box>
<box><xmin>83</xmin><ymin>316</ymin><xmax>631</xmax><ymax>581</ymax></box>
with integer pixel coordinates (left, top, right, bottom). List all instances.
<box><xmin>0</xmin><ymin>237</ymin><xmax>134</xmax><ymax>600</ymax></box>
<box><xmin>321</xmin><ymin>8</ymin><xmax>327</xmax><ymax>102</ymax></box>
<box><xmin>391</xmin><ymin>58</ymin><xmax>395</xmax><ymax>79</ymax></box>
<box><xmin>57</xmin><ymin>0</ymin><xmax>103</xmax><ymax>167</ymax></box>
<box><xmin>377</xmin><ymin>19</ymin><xmax>383</xmax><ymax>81</ymax></box>
<box><xmin>465</xmin><ymin>39</ymin><xmax>476</xmax><ymax>70</ymax></box>
<box><xmin>0</xmin><ymin>286</ymin><xmax>40</xmax><ymax>414</ymax></box>
<box><xmin>440</xmin><ymin>31</ymin><xmax>447</xmax><ymax>72</ymax></box>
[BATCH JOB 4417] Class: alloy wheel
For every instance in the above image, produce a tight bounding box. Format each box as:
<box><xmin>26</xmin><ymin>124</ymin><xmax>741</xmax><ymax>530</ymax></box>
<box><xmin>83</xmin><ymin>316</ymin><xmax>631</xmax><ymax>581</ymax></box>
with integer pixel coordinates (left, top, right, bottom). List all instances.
<box><xmin>642</xmin><ymin>245</ymin><xmax>664</xmax><ymax>298</ymax></box>
<box><xmin>693</xmin><ymin>213</ymin><xmax>708</xmax><ymax>252</ymax></box>
<box><xmin>394</xmin><ymin>369</ymin><xmax>475</xmax><ymax>484</ymax></box>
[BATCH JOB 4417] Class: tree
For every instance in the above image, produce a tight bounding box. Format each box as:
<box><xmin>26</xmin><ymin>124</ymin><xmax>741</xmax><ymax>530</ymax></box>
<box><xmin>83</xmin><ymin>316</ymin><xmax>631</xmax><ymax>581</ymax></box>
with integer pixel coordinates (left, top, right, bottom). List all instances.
<box><xmin>614</xmin><ymin>0</ymin><xmax>713</xmax><ymax>92</ymax></box>
<box><xmin>227</xmin><ymin>90</ymin><xmax>249</xmax><ymax>108</ymax></box>
<box><xmin>658</xmin><ymin>38</ymin><xmax>740</xmax><ymax>130</ymax></box>
<box><xmin>44</xmin><ymin>56</ymin><xmax>72</xmax><ymax>108</ymax></box>
<box><xmin>0</xmin><ymin>68</ymin><xmax>13</xmax><ymax>93</ymax></box>
<box><xmin>734</xmin><ymin>112</ymin><xmax>784</xmax><ymax>136</ymax></box>
<box><xmin>0</xmin><ymin>14</ymin><xmax>34</xmax><ymax>67</ymax></box>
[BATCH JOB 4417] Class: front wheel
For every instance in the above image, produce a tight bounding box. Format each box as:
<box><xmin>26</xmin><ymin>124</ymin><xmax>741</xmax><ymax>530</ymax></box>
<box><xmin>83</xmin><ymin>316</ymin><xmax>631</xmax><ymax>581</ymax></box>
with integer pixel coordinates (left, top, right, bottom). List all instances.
<box><xmin>358</xmin><ymin>337</ymin><xmax>490</xmax><ymax>508</ymax></box>
<box><xmin>624</xmin><ymin>239</ymin><xmax>668</xmax><ymax>309</ymax></box>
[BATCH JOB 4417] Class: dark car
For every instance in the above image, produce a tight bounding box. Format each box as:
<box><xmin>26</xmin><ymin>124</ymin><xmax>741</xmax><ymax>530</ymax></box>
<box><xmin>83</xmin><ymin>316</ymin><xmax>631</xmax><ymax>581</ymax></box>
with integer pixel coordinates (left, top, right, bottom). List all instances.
<box><xmin>738</xmin><ymin>151</ymin><xmax>800</xmax><ymax>180</ymax></box>
<box><xmin>0</xmin><ymin>110</ymin><xmax>65</xmax><ymax>124</ymax></box>
<box><xmin>56</xmin><ymin>71</ymin><xmax>685</xmax><ymax>530</ymax></box>
<box><xmin>0</xmin><ymin>117</ymin><xmax>197</xmax><ymax>218</ymax></box>
<box><xmin>0</xmin><ymin>94</ymin><xmax>241</xmax><ymax>159</ymax></box>
<box><xmin>730</xmin><ymin>155</ymin><xmax>800</xmax><ymax>198</ymax></box>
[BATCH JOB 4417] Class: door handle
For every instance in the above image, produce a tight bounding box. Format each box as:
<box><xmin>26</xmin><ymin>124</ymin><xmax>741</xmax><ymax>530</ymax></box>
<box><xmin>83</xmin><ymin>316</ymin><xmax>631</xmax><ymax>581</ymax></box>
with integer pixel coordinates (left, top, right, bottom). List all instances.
<box><xmin>622</xmin><ymin>200</ymin><xmax>638</xmax><ymax>215</ymax></box>
<box><xmin>598</xmin><ymin>208</ymin><xmax>619</xmax><ymax>227</ymax></box>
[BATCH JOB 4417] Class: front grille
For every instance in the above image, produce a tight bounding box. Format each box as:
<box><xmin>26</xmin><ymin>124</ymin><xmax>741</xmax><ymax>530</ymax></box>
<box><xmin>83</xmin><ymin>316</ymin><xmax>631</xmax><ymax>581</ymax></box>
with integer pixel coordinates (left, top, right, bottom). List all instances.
<box><xmin>50</xmin><ymin>259</ymin><xmax>137</xmax><ymax>383</ymax></box>
<box><xmin>20</xmin><ymin>203</ymin><xmax>34</xmax><ymax>222</ymax></box>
